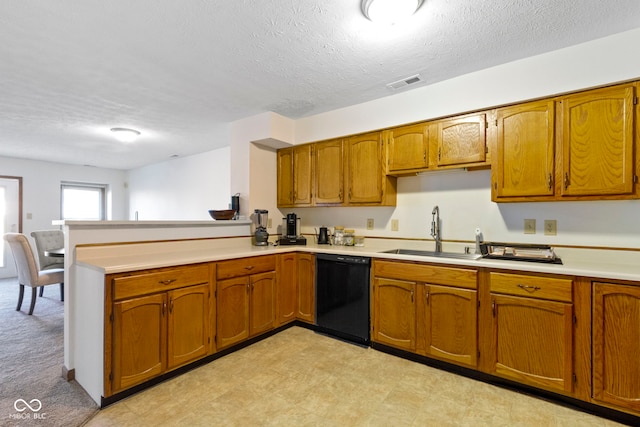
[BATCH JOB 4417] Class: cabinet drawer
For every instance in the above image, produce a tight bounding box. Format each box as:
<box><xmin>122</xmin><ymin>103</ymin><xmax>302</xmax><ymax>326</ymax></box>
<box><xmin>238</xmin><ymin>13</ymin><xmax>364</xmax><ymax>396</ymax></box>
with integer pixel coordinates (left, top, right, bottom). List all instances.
<box><xmin>374</xmin><ymin>260</ymin><xmax>477</xmax><ymax>289</ymax></box>
<box><xmin>113</xmin><ymin>264</ymin><xmax>210</xmax><ymax>300</ymax></box>
<box><xmin>489</xmin><ymin>272</ymin><xmax>572</xmax><ymax>302</ymax></box>
<box><xmin>217</xmin><ymin>255</ymin><xmax>276</xmax><ymax>280</ymax></box>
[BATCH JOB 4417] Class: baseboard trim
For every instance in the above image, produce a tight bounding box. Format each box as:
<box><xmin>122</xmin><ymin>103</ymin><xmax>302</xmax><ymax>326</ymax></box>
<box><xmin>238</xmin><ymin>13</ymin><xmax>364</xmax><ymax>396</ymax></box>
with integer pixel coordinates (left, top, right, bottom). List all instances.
<box><xmin>62</xmin><ymin>366</ymin><xmax>75</xmax><ymax>381</ymax></box>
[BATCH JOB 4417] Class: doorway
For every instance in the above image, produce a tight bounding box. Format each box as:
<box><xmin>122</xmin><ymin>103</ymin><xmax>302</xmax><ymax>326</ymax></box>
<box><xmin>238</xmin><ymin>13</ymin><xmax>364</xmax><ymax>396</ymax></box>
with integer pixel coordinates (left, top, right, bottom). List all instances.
<box><xmin>0</xmin><ymin>176</ymin><xmax>22</xmax><ymax>278</ymax></box>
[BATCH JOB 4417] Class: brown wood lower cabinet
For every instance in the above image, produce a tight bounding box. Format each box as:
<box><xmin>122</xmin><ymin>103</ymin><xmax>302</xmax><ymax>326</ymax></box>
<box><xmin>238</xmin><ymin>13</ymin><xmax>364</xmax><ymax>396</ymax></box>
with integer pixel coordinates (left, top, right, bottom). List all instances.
<box><xmin>372</xmin><ymin>260</ymin><xmax>477</xmax><ymax>366</ymax></box>
<box><xmin>593</xmin><ymin>282</ymin><xmax>640</xmax><ymax>413</ymax></box>
<box><xmin>216</xmin><ymin>256</ymin><xmax>276</xmax><ymax>349</ymax></box>
<box><xmin>108</xmin><ymin>264</ymin><xmax>211</xmax><ymax>395</ymax></box>
<box><xmin>296</xmin><ymin>253</ymin><xmax>315</xmax><ymax>323</ymax></box>
<box><xmin>486</xmin><ymin>272</ymin><xmax>574</xmax><ymax>394</ymax></box>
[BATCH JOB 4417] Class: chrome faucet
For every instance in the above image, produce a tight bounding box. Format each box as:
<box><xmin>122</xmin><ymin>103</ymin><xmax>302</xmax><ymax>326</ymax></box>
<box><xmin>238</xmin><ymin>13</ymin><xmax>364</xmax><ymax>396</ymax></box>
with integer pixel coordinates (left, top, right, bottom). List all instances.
<box><xmin>430</xmin><ymin>205</ymin><xmax>442</xmax><ymax>253</ymax></box>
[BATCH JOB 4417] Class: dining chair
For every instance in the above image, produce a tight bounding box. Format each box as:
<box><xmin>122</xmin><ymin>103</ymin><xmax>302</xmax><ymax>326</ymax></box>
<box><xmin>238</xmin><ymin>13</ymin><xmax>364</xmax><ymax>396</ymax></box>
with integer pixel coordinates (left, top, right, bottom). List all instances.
<box><xmin>30</xmin><ymin>229</ymin><xmax>64</xmax><ymax>298</ymax></box>
<box><xmin>3</xmin><ymin>233</ymin><xmax>64</xmax><ymax>315</ymax></box>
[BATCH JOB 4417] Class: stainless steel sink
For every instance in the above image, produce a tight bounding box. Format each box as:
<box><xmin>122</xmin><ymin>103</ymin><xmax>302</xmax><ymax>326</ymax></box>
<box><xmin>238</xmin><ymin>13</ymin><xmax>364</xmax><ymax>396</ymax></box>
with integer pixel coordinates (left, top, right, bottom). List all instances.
<box><xmin>380</xmin><ymin>248</ymin><xmax>482</xmax><ymax>260</ymax></box>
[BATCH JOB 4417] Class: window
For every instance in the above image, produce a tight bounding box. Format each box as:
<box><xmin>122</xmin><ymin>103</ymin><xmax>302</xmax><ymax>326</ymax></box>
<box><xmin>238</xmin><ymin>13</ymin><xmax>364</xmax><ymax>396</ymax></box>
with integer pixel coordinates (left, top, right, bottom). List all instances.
<box><xmin>61</xmin><ymin>182</ymin><xmax>107</xmax><ymax>220</ymax></box>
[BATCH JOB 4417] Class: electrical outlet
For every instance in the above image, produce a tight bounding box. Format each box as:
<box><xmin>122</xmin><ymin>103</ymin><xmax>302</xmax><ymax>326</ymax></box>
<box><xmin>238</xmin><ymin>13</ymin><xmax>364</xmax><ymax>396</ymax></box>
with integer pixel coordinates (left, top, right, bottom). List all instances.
<box><xmin>267</xmin><ymin>218</ymin><xmax>272</xmax><ymax>228</ymax></box>
<box><xmin>366</xmin><ymin>218</ymin><xmax>374</xmax><ymax>230</ymax></box>
<box><xmin>524</xmin><ymin>219</ymin><xmax>536</xmax><ymax>234</ymax></box>
<box><xmin>544</xmin><ymin>219</ymin><xmax>557</xmax><ymax>235</ymax></box>
<box><xmin>391</xmin><ymin>219</ymin><xmax>399</xmax><ymax>231</ymax></box>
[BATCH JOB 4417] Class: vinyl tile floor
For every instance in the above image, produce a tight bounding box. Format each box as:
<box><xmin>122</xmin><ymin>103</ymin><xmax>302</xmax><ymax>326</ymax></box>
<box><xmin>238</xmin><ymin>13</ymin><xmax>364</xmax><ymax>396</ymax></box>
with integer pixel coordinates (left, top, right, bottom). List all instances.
<box><xmin>83</xmin><ymin>327</ymin><xmax>624</xmax><ymax>427</ymax></box>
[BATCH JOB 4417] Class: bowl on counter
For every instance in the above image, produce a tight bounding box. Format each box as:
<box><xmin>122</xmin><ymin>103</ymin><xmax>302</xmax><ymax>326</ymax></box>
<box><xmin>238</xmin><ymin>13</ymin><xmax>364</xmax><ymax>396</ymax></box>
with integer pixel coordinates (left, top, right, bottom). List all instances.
<box><xmin>208</xmin><ymin>209</ymin><xmax>235</xmax><ymax>220</ymax></box>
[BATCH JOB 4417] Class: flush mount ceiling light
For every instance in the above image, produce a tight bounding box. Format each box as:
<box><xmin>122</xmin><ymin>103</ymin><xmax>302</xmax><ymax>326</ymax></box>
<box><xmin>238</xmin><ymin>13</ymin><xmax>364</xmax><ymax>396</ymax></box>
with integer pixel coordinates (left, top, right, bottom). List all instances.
<box><xmin>110</xmin><ymin>127</ymin><xmax>140</xmax><ymax>143</ymax></box>
<box><xmin>361</xmin><ymin>0</ymin><xmax>424</xmax><ymax>24</ymax></box>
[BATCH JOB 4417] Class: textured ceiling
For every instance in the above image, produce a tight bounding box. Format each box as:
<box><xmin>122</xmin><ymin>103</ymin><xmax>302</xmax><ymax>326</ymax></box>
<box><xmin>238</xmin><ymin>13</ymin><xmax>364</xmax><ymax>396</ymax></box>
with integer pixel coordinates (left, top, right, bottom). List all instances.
<box><xmin>1</xmin><ymin>0</ymin><xmax>640</xmax><ymax>170</ymax></box>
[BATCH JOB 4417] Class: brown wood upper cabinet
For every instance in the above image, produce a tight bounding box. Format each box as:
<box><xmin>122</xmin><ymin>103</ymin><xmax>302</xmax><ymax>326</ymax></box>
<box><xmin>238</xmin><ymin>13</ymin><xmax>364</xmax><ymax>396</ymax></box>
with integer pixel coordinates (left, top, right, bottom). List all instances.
<box><xmin>277</xmin><ymin>145</ymin><xmax>312</xmax><ymax>207</ymax></box>
<box><xmin>493</xmin><ymin>99</ymin><xmax>555</xmax><ymax>199</ymax></box>
<box><xmin>432</xmin><ymin>112</ymin><xmax>488</xmax><ymax>168</ymax></box>
<box><xmin>314</xmin><ymin>138</ymin><xmax>344</xmax><ymax>205</ymax></box>
<box><xmin>346</xmin><ymin>132</ymin><xmax>396</xmax><ymax>206</ymax></box>
<box><xmin>560</xmin><ymin>83</ymin><xmax>637</xmax><ymax>198</ymax></box>
<box><xmin>494</xmin><ymin>82</ymin><xmax>639</xmax><ymax>202</ymax></box>
<box><xmin>386</xmin><ymin>123</ymin><xmax>429</xmax><ymax>174</ymax></box>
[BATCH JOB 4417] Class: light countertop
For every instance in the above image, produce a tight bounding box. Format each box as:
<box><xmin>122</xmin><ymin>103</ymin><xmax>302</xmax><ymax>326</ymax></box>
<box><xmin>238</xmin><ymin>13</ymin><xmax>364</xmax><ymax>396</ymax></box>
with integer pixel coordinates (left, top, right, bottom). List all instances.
<box><xmin>74</xmin><ymin>236</ymin><xmax>640</xmax><ymax>282</ymax></box>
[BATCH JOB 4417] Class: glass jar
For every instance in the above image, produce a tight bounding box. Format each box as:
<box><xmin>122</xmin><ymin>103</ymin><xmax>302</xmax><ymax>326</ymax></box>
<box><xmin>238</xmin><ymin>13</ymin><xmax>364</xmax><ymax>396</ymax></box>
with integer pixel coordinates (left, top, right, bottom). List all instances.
<box><xmin>344</xmin><ymin>229</ymin><xmax>355</xmax><ymax>246</ymax></box>
<box><xmin>354</xmin><ymin>236</ymin><xmax>365</xmax><ymax>247</ymax></box>
<box><xmin>333</xmin><ymin>226</ymin><xmax>345</xmax><ymax>246</ymax></box>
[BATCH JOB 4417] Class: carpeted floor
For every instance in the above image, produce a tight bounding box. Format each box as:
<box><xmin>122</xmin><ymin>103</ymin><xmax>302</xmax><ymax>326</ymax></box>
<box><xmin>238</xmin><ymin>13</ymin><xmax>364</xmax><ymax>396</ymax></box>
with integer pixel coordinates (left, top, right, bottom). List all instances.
<box><xmin>0</xmin><ymin>277</ymin><xmax>98</xmax><ymax>426</ymax></box>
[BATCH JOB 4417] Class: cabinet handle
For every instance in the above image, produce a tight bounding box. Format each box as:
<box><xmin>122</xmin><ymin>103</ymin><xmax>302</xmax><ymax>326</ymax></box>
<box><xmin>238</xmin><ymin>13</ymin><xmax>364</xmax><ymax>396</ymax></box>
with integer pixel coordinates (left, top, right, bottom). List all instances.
<box><xmin>491</xmin><ymin>300</ymin><xmax>495</xmax><ymax>317</ymax></box>
<box><xmin>564</xmin><ymin>172</ymin><xmax>569</xmax><ymax>189</ymax></box>
<box><xmin>547</xmin><ymin>173</ymin><xmax>553</xmax><ymax>190</ymax></box>
<box><xmin>517</xmin><ymin>284</ymin><xmax>541</xmax><ymax>292</ymax></box>
<box><xmin>169</xmin><ymin>298</ymin><xmax>173</xmax><ymax>313</ymax></box>
<box><xmin>159</xmin><ymin>279</ymin><xmax>176</xmax><ymax>285</ymax></box>
<box><xmin>438</xmin><ymin>147</ymin><xmax>441</xmax><ymax>161</ymax></box>
<box><xmin>410</xmin><ymin>290</ymin><xmax>414</xmax><ymax>303</ymax></box>
<box><xmin>425</xmin><ymin>290</ymin><xmax>430</xmax><ymax>304</ymax></box>
<box><xmin>245</xmin><ymin>265</ymin><xmax>254</xmax><ymax>271</ymax></box>
<box><xmin>162</xmin><ymin>301</ymin><xmax>166</xmax><ymax>316</ymax></box>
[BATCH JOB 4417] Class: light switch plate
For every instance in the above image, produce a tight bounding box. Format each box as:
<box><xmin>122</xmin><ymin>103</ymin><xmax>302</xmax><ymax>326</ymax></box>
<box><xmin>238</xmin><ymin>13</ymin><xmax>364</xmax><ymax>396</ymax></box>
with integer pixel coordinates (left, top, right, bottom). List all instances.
<box><xmin>544</xmin><ymin>219</ymin><xmax>557</xmax><ymax>235</ymax></box>
<box><xmin>524</xmin><ymin>219</ymin><xmax>536</xmax><ymax>234</ymax></box>
<box><xmin>367</xmin><ymin>218</ymin><xmax>374</xmax><ymax>230</ymax></box>
<box><xmin>391</xmin><ymin>219</ymin><xmax>399</xmax><ymax>231</ymax></box>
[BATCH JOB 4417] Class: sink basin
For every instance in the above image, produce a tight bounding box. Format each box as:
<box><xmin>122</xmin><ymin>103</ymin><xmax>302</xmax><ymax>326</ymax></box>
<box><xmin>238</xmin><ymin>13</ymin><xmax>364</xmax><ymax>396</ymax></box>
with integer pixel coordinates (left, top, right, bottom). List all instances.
<box><xmin>380</xmin><ymin>248</ymin><xmax>482</xmax><ymax>260</ymax></box>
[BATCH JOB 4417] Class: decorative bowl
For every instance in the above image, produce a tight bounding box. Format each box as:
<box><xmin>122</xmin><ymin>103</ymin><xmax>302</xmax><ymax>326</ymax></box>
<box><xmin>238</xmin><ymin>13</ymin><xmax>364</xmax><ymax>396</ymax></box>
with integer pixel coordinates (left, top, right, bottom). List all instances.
<box><xmin>209</xmin><ymin>209</ymin><xmax>235</xmax><ymax>220</ymax></box>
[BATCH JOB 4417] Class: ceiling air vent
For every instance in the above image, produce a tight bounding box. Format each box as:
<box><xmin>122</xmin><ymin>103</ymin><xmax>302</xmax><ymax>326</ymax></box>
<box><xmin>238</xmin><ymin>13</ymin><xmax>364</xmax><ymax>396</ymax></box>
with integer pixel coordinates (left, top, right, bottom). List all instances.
<box><xmin>386</xmin><ymin>74</ymin><xmax>422</xmax><ymax>90</ymax></box>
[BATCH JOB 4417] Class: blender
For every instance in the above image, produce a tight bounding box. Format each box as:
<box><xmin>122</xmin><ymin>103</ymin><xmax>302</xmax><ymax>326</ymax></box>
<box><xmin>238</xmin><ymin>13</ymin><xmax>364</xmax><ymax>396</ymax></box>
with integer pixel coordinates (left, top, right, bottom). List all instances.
<box><xmin>253</xmin><ymin>209</ymin><xmax>269</xmax><ymax>246</ymax></box>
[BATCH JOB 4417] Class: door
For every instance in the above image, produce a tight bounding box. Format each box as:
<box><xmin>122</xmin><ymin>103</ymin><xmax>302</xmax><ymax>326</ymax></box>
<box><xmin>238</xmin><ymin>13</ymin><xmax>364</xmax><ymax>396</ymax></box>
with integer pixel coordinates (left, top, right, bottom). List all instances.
<box><xmin>314</xmin><ymin>139</ymin><xmax>343</xmax><ymax>204</ymax></box>
<box><xmin>167</xmin><ymin>284</ymin><xmax>209</xmax><ymax>370</ymax></box>
<box><xmin>293</xmin><ymin>145</ymin><xmax>313</xmax><ymax>205</ymax></box>
<box><xmin>296</xmin><ymin>253</ymin><xmax>315</xmax><ymax>323</ymax></box>
<box><xmin>217</xmin><ymin>276</ymin><xmax>250</xmax><ymax>349</ymax></box>
<box><xmin>276</xmin><ymin>253</ymin><xmax>297</xmax><ymax>326</ymax></box>
<box><xmin>424</xmin><ymin>284</ymin><xmax>477</xmax><ymax>367</ymax></box>
<box><xmin>495</xmin><ymin>100</ymin><xmax>555</xmax><ymax>198</ymax></box>
<box><xmin>490</xmin><ymin>294</ymin><xmax>573</xmax><ymax>393</ymax></box>
<box><xmin>346</xmin><ymin>132</ymin><xmax>384</xmax><ymax>204</ymax></box>
<box><xmin>0</xmin><ymin>177</ymin><xmax>21</xmax><ymax>278</ymax></box>
<box><xmin>373</xmin><ymin>277</ymin><xmax>416</xmax><ymax>352</ymax></box>
<box><xmin>277</xmin><ymin>148</ymin><xmax>294</xmax><ymax>206</ymax></box>
<box><xmin>387</xmin><ymin>124</ymin><xmax>429</xmax><ymax>172</ymax></box>
<box><xmin>560</xmin><ymin>83</ymin><xmax>635</xmax><ymax>196</ymax></box>
<box><xmin>112</xmin><ymin>293</ymin><xmax>166</xmax><ymax>392</ymax></box>
<box><xmin>249</xmin><ymin>271</ymin><xmax>276</xmax><ymax>336</ymax></box>
<box><xmin>435</xmin><ymin>113</ymin><xmax>487</xmax><ymax>166</ymax></box>
<box><xmin>593</xmin><ymin>282</ymin><xmax>640</xmax><ymax>412</ymax></box>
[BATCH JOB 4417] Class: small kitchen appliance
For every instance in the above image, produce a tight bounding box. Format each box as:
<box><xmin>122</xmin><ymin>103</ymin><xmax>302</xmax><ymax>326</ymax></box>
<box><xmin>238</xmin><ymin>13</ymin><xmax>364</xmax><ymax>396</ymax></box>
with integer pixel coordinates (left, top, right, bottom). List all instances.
<box><xmin>317</xmin><ymin>226</ymin><xmax>330</xmax><ymax>244</ymax></box>
<box><xmin>253</xmin><ymin>209</ymin><xmax>269</xmax><ymax>246</ymax></box>
<box><xmin>278</xmin><ymin>213</ymin><xmax>307</xmax><ymax>246</ymax></box>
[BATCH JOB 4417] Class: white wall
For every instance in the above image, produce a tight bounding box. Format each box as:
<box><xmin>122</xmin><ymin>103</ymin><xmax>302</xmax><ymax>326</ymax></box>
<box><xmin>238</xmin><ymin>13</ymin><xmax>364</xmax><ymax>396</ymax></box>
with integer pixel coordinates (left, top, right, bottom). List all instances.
<box><xmin>287</xmin><ymin>27</ymin><xmax>640</xmax><ymax>249</ymax></box>
<box><xmin>127</xmin><ymin>146</ymin><xmax>231</xmax><ymax>220</ymax></box>
<box><xmin>0</xmin><ymin>156</ymin><xmax>127</xmax><ymax>235</ymax></box>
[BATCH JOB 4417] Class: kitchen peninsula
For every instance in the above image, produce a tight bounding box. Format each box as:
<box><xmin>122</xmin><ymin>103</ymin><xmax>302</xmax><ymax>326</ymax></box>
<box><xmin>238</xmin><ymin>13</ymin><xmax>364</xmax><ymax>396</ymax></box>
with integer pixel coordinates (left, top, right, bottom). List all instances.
<box><xmin>64</xmin><ymin>221</ymin><xmax>640</xmax><ymax>423</ymax></box>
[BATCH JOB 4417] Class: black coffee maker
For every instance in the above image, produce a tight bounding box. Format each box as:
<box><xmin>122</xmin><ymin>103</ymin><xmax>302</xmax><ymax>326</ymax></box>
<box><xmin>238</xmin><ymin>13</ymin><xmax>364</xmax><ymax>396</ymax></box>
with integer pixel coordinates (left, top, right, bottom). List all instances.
<box><xmin>278</xmin><ymin>213</ymin><xmax>307</xmax><ymax>246</ymax></box>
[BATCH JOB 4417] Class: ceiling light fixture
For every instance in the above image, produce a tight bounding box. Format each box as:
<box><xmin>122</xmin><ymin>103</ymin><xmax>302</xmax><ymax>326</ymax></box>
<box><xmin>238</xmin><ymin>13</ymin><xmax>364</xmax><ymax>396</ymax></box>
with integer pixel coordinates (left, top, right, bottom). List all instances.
<box><xmin>361</xmin><ymin>0</ymin><xmax>424</xmax><ymax>24</ymax></box>
<box><xmin>110</xmin><ymin>127</ymin><xmax>141</xmax><ymax>143</ymax></box>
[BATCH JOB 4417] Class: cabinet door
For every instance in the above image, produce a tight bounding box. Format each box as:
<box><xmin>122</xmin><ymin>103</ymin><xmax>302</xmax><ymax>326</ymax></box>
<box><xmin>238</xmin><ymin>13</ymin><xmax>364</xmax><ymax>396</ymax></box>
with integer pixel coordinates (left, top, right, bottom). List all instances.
<box><xmin>249</xmin><ymin>271</ymin><xmax>276</xmax><ymax>336</ymax></box>
<box><xmin>387</xmin><ymin>124</ymin><xmax>429</xmax><ymax>172</ymax></box>
<box><xmin>346</xmin><ymin>132</ymin><xmax>384</xmax><ymax>204</ymax></box>
<box><xmin>373</xmin><ymin>277</ymin><xmax>416</xmax><ymax>352</ymax></box>
<box><xmin>495</xmin><ymin>100</ymin><xmax>555</xmax><ymax>198</ymax></box>
<box><xmin>296</xmin><ymin>253</ymin><xmax>315</xmax><ymax>323</ymax></box>
<box><xmin>314</xmin><ymin>139</ymin><xmax>344</xmax><ymax>204</ymax></box>
<box><xmin>293</xmin><ymin>144</ymin><xmax>313</xmax><ymax>205</ymax></box>
<box><xmin>490</xmin><ymin>294</ymin><xmax>573</xmax><ymax>393</ymax></box>
<box><xmin>424</xmin><ymin>284</ymin><xmax>477</xmax><ymax>368</ymax></box>
<box><xmin>560</xmin><ymin>84</ymin><xmax>635</xmax><ymax>196</ymax></box>
<box><xmin>276</xmin><ymin>253</ymin><xmax>297</xmax><ymax>326</ymax></box>
<box><xmin>167</xmin><ymin>284</ymin><xmax>209</xmax><ymax>370</ymax></box>
<box><xmin>112</xmin><ymin>293</ymin><xmax>166</xmax><ymax>392</ymax></box>
<box><xmin>217</xmin><ymin>277</ymin><xmax>249</xmax><ymax>349</ymax></box>
<box><xmin>277</xmin><ymin>148</ymin><xmax>294</xmax><ymax>206</ymax></box>
<box><xmin>435</xmin><ymin>113</ymin><xmax>487</xmax><ymax>166</ymax></box>
<box><xmin>593</xmin><ymin>282</ymin><xmax>640</xmax><ymax>412</ymax></box>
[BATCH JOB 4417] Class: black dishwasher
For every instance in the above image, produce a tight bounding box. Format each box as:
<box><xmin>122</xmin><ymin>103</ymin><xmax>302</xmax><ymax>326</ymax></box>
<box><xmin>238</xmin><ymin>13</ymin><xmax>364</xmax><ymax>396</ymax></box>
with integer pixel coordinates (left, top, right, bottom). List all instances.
<box><xmin>315</xmin><ymin>253</ymin><xmax>371</xmax><ymax>345</ymax></box>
